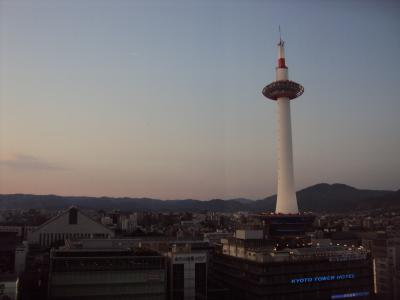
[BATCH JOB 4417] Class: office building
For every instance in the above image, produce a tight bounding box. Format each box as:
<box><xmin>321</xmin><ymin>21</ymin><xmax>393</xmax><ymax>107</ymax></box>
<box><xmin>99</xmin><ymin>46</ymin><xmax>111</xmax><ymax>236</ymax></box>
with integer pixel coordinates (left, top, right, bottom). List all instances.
<box><xmin>48</xmin><ymin>243</ymin><xmax>167</xmax><ymax>300</ymax></box>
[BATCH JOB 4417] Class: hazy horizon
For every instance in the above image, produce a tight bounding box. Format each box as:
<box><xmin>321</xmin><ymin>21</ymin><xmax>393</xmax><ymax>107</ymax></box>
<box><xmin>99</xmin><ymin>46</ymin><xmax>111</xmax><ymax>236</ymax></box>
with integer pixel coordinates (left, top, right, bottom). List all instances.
<box><xmin>0</xmin><ymin>181</ymin><xmax>396</xmax><ymax>202</ymax></box>
<box><xmin>1</xmin><ymin>0</ymin><xmax>400</xmax><ymax>200</ymax></box>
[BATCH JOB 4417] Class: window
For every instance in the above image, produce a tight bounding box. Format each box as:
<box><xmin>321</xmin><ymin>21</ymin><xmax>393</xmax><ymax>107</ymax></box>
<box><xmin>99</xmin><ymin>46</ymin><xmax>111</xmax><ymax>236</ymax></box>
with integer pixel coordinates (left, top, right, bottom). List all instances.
<box><xmin>69</xmin><ymin>208</ymin><xmax>78</xmax><ymax>224</ymax></box>
<box><xmin>172</xmin><ymin>264</ymin><xmax>184</xmax><ymax>300</ymax></box>
<box><xmin>195</xmin><ymin>262</ymin><xmax>207</xmax><ymax>299</ymax></box>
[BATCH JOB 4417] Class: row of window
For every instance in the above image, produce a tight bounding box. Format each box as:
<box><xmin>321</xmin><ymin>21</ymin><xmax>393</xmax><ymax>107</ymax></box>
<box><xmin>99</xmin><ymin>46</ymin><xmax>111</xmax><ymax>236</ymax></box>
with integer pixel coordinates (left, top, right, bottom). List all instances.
<box><xmin>38</xmin><ymin>232</ymin><xmax>109</xmax><ymax>246</ymax></box>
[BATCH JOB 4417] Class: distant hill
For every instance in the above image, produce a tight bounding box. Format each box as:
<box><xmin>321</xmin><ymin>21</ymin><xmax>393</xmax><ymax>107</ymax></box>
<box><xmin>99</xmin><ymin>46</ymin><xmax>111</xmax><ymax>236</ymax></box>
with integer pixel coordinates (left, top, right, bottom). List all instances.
<box><xmin>0</xmin><ymin>183</ymin><xmax>395</xmax><ymax>213</ymax></box>
<box><xmin>249</xmin><ymin>183</ymin><xmax>391</xmax><ymax>212</ymax></box>
<box><xmin>0</xmin><ymin>194</ymin><xmax>247</xmax><ymax>212</ymax></box>
<box><xmin>228</xmin><ymin>198</ymin><xmax>255</xmax><ymax>204</ymax></box>
<box><xmin>298</xmin><ymin>183</ymin><xmax>390</xmax><ymax>211</ymax></box>
<box><xmin>356</xmin><ymin>189</ymin><xmax>400</xmax><ymax>210</ymax></box>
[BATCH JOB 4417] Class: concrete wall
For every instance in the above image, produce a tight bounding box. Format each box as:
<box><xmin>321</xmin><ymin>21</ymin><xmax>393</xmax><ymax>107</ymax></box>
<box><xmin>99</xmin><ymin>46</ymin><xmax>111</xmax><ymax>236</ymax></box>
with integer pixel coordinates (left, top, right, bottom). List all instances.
<box><xmin>14</xmin><ymin>241</ymin><xmax>28</xmax><ymax>274</ymax></box>
<box><xmin>235</xmin><ymin>230</ymin><xmax>263</xmax><ymax>240</ymax></box>
<box><xmin>0</xmin><ymin>280</ymin><xmax>17</xmax><ymax>300</ymax></box>
<box><xmin>169</xmin><ymin>252</ymin><xmax>207</xmax><ymax>300</ymax></box>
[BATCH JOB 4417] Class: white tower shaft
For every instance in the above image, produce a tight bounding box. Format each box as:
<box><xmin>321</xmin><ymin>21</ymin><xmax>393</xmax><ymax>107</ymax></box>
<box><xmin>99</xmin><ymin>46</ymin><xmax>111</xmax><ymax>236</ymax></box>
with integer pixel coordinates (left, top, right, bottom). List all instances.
<box><xmin>276</xmin><ymin>97</ymin><xmax>298</xmax><ymax>213</ymax></box>
<box><xmin>275</xmin><ymin>42</ymin><xmax>298</xmax><ymax>214</ymax></box>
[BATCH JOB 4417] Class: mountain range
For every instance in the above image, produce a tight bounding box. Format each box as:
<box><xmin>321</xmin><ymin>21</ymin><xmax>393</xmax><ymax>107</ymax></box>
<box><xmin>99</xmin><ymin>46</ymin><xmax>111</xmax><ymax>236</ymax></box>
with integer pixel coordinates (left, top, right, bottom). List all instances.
<box><xmin>0</xmin><ymin>183</ymin><xmax>398</xmax><ymax>213</ymax></box>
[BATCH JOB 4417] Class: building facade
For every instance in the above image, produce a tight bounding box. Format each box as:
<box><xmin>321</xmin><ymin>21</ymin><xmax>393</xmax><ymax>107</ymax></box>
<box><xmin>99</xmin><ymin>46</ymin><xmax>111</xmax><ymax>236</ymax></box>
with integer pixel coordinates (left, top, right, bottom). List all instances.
<box><xmin>48</xmin><ymin>247</ymin><xmax>167</xmax><ymax>300</ymax></box>
<box><xmin>28</xmin><ymin>207</ymin><xmax>114</xmax><ymax>247</ymax></box>
<box><xmin>167</xmin><ymin>244</ymin><xmax>207</xmax><ymax>300</ymax></box>
<box><xmin>371</xmin><ymin>235</ymin><xmax>400</xmax><ymax>299</ymax></box>
<box><xmin>209</xmin><ymin>230</ymin><xmax>373</xmax><ymax>300</ymax></box>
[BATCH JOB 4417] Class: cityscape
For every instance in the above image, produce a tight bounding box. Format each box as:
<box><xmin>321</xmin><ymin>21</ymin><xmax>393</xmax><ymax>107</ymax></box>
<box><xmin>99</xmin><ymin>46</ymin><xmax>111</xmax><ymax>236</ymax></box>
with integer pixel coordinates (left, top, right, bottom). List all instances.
<box><xmin>1</xmin><ymin>1</ymin><xmax>400</xmax><ymax>300</ymax></box>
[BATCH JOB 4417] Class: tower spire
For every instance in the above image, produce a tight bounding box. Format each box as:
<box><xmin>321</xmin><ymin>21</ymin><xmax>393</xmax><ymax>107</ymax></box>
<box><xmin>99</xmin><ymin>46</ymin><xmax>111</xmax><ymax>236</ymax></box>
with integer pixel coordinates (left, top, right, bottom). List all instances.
<box><xmin>277</xmin><ymin>26</ymin><xmax>287</xmax><ymax>69</ymax></box>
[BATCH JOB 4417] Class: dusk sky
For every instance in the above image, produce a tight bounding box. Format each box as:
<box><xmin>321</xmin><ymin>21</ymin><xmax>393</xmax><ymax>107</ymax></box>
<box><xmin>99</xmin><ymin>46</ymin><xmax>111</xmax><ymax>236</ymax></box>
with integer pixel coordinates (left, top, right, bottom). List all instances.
<box><xmin>1</xmin><ymin>0</ymin><xmax>399</xmax><ymax>200</ymax></box>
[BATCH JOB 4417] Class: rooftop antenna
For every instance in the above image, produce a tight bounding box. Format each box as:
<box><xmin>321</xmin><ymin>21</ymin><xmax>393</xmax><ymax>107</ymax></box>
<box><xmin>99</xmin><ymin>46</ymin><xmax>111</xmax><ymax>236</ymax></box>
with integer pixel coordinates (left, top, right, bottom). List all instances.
<box><xmin>278</xmin><ymin>25</ymin><xmax>284</xmax><ymax>46</ymax></box>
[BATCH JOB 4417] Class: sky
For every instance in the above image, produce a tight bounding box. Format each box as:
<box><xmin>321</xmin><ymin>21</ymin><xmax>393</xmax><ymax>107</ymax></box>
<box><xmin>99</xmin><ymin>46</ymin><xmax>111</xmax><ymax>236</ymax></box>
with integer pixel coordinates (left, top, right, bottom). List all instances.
<box><xmin>1</xmin><ymin>0</ymin><xmax>399</xmax><ymax>200</ymax></box>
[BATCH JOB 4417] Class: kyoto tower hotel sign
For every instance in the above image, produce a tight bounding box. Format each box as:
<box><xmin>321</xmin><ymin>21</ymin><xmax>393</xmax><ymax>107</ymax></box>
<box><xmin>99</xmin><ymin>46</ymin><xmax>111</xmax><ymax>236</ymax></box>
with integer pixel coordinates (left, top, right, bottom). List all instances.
<box><xmin>262</xmin><ymin>36</ymin><xmax>304</xmax><ymax>214</ymax></box>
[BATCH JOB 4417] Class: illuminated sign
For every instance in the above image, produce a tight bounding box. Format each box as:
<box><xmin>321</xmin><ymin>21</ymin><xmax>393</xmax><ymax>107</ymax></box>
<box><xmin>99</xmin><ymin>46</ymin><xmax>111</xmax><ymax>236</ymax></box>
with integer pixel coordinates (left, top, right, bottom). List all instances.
<box><xmin>331</xmin><ymin>291</ymin><xmax>369</xmax><ymax>299</ymax></box>
<box><xmin>290</xmin><ymin>273</ymin><xmax>355</xmax><ymax>284</ymax></box>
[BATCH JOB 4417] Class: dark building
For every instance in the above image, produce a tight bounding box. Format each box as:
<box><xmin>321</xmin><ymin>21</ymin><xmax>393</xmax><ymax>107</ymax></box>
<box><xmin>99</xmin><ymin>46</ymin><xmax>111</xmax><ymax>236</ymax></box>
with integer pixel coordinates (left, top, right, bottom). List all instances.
<box><xmin>0</xmin><ymin>232</ymin><xmax>18</xmax><ymax>274</ymax></box>
<box><xmin>18</xmin><ymin>244</ymin><xmax>50</xmax><ymax>300</ymax></box>
<box><xmin>48</xmin><ymin>246</ymin><xmax>167</xmax><ymax>300</ymax></box>
<box><xmin>259</xmin><ymin>213</ymin><xmax>315</xmax><ymax>238</ymax></box>
<box><xmin>369</xmin><ymin>233</ymin><xmax>400</xmax><ymax>300</ymax></box>
<box><xmin>209</xmin><ymin>229</ymin><xmax>374</xmax><ymax>300</ymax></box>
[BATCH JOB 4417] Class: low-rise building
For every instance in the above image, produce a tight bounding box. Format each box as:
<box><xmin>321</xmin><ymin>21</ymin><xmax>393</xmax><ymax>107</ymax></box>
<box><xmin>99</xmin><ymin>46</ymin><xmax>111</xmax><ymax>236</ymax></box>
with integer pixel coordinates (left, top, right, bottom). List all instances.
<box><xmin>203</xmin><ymin>231</ymin><xmax>233</xmax><ymax>246</ymax></box>
<box><xmin>28</xmin><ymin>207</ymin><xmax>114</xmax><ymax>247</ymax></box>
<box><xmin>48</xmin><ymin>244</ymin><xmax>167</xmax><ymax>300</ymax></box>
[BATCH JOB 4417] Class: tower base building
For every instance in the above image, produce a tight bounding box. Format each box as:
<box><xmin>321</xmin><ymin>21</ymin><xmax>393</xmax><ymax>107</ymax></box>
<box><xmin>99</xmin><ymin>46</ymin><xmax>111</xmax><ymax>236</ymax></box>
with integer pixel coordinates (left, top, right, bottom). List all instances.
<box><xmin>209</xmin><ymin>230</ymin><xmax>374</xmax><ymax>300</ymax></box>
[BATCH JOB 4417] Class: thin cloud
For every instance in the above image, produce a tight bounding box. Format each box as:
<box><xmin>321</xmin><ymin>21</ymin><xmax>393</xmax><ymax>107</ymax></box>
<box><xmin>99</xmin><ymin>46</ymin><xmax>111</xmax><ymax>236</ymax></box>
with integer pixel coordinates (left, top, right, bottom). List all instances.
<box><xmin>0</xmin><ymin>154</ymin><xmax>65</xmax><ymax>171</ymax></box>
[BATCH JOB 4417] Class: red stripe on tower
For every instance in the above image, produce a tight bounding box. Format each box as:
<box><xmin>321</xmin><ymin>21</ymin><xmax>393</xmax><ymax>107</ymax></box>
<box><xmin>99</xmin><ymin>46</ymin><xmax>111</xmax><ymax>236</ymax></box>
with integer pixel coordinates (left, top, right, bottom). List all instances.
<box><xmin>278</xmin><ymin>58</ymin><xmax>287</xmax><ymax>69</ymax></box>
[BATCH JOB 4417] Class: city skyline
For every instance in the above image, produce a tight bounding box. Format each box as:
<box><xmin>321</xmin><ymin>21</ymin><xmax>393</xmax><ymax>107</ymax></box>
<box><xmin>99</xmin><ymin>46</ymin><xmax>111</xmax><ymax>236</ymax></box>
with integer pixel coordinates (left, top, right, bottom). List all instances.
<box><xmin>1</xmin><ymin>0</ymin><xmax>400</xmax><ymax>200</ymax></box>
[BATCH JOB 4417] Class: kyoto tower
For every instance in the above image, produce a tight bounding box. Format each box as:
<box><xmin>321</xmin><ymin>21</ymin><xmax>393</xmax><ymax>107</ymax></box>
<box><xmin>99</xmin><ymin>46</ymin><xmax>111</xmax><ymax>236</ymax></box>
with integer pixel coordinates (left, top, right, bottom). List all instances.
<box><xmin>262</xmin><ymin>35</ymin><xmax>304</xmax><ymax>214</ymax></box>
